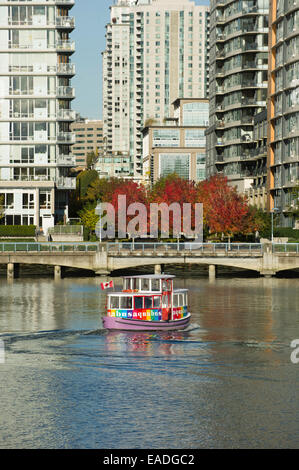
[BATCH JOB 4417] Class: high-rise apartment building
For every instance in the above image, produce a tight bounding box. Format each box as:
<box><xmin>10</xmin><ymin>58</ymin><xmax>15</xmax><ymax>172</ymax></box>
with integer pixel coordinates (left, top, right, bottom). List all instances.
<box><xmin>0</xmin><ymin>0</ymin><xmax>76</xmax><ymax>234</ymax></box>
<box><xmin>102</xmin><ymin>0</ymin><xmax>210</xmax><ymax>179</ymax></box>
<box><xmin>206</xmin><ymin>0</ymin><xmax>269</xmax><ymax>195</ymax></box>
<box><xmin>268</xmin><ymin>0</ymin><xmax>299</xmax><ymax>227</ymax></box>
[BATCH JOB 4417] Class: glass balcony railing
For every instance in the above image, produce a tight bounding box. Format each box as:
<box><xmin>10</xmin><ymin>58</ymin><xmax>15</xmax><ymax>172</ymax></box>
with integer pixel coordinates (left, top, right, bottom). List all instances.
<box><xmin>56</xmin><ymin>63</ymin><xmax>75</xmax><ymax>75</ymax></box>
<box><xmin>57</xmin><ymin>155</ymin><xmax>76</xmax><ymax>166</ymax></box>
<box><xmin>56</xmin><ymin>40</ymin><xmax>75</xmax><ymax>51</ymax></box>
<box><xmin>57</xmin><ymin>132</ymin><xmax>76</xmax><ymax>143</ymax></box>
<box><xmin>56</xmin><ymin>17</ymin><xmax>75</xmax><ymax>29</ymax></box>
<box><xmin>57</xmin><ymin>86</ymin><xmax>75</xmax><ymax>98</ymax></box>
<box><xmin>56</xmin><ymin>177</ymin><xmax>76</xmax><ymax>189</ymax></box>
<box><xmin>57</xmin><ymin>109</ymin><xmax>76</xmax><ymax>120</ymax></box>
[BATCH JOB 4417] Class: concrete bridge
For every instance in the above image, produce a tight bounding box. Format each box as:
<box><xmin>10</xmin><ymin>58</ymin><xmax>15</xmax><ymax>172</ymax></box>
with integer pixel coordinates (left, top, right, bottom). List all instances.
<box><xmin>0</xmin><ymin>241</ymin><xmax>299</xmax><ymax>280</ymax></box>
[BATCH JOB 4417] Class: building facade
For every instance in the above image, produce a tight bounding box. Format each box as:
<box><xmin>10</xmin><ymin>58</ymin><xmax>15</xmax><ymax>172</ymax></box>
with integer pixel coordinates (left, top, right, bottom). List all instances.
<box><xmin>245</xmin><ymin>109</ymin><xmax>268</xmax><ymax>209</ymax></box>
<box><xmin>0</xmin><ymin>0</ymin><xmax>76</xmax><ymax>233</ymax></box>
<box><xmin>206</xmin><ymin>0</ymin><xmax>269</xmax><ymax>195</ymax></box>
<box><xmin>142</xmin><ymin>98</ymin><xmax>209</xmax><ymax>184</ymax></box>
<box><xmin>268</xmin><ymin>0</ymin><xmax>299</xmax><ymax>226</ymax></box>
<box><xmin>71</xmin><ymin>119</ymin><xmax>103</xmax><ymax>170</ymax></box>
<box><xmin>102</xmin><ymin>0</ymin><xmax>210</xmax><ymax>179</ymax></box>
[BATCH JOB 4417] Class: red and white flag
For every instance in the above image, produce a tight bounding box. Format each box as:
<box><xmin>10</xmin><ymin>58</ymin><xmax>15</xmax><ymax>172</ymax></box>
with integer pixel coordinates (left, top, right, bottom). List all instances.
<box><xmin>101</xmin><ymin>280</ymin><xmax>114</xmax><ymax>290</ymax></box>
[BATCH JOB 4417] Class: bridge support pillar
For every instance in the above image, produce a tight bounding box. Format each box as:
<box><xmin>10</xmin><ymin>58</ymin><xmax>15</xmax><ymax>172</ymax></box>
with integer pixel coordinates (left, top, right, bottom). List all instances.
<box><xmin>209</xmin><ymin>264</ymin><xmax>216</xmax><ymax>281</ymax></box>
<box><xmin>95</xmin><ymin>270</ymin><xmax>111</xmax><ymax>275</ymax></box>
<box><xmin>7</xmin><ymin>263</ymin><xmax>14</xmax><ymax>280</ymax></box>
<box><xmin>54</xmin><ymin>265</ymin><xmax>62</xmax><ymax>280</ymax></box>
<box><xmin>260</xmin><ymin>271</ymin><xmax>276</xmax><ymax>278</ymax></box>
<box><xmin>154</xmin><ymin>264</ymin><xmax>162</xmax><ymax>274</ymax></box>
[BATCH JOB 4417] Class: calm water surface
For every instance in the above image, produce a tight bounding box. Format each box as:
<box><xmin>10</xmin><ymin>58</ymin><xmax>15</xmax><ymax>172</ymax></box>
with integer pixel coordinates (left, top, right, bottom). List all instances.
<box><xmin>0</xmin><ymin>275</ymin><xmax>298</xmax><ymax>449</ymax></box>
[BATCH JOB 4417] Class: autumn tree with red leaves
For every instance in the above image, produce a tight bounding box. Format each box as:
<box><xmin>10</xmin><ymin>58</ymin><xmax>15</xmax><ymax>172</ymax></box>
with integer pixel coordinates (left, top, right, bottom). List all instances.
<box><xmin>149</xmin><ymin>174</ymin><xmax>199</xmax><ymax>238</ymax></box>
<box><xmin>197</xmin><ymin>175</ymin><xmax>256</xmax><ymax>240</ymax></box>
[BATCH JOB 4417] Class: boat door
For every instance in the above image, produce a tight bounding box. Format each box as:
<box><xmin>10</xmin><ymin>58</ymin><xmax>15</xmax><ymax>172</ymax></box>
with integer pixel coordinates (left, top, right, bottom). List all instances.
<box><xmin>162</xmin><ymin>292</ymin><xmax>171</xmax><ymax>321</ymax></box>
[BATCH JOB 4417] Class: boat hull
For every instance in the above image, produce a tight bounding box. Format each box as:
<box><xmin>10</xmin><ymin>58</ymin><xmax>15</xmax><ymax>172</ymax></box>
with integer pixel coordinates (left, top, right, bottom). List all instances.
<box><xmin>102</xmin><ymin>313</ymin><xmax>191</xmax><ymax>331</ymax></box>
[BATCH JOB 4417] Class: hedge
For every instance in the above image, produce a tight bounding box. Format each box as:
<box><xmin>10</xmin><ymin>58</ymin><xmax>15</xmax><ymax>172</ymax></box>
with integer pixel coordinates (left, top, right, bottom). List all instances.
<box><xmin>274</xmin><ymin>227</ymin><xmax>299</xmax><ymax>239</ymax></box>
<box><xmin>0</xmin><ymin>225</ymin><xmax>36</xmax><ymax>237</ymax></box>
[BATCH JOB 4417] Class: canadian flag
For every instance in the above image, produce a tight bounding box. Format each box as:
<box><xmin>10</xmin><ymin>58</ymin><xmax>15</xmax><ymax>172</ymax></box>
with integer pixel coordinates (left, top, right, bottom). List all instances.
<box><xmin>101</xmin><ymin>280</ymin><xmax>114</xmax><ymax>290</ymax></box>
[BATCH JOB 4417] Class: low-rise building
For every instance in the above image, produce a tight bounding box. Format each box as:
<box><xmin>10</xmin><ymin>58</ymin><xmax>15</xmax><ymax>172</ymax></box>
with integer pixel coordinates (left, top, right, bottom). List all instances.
<box><xmin>142</xmin><ymin>98</ymin><xmax>209</xmax><ymax>185</ymax></box>
<box><xmin>70</xmin><ymin>119</ymin><xmax>103</xmax><ymax>169</ymax></box>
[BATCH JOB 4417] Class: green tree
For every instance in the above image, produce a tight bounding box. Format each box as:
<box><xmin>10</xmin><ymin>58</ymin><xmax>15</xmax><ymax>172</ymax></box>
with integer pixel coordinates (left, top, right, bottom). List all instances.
<box><xmin>78</xmin><ymin>204</ymin><xmax>99</xmax><ymax>233</ymax></box>
<box><xmin>86</xmin><ymin>151</ymin><xmax>98</xmax><ymax>170</ymax></box>
<box><xmin>249</xmin><ymin>207</ymin><xmax>272</xmax><ymax>239</ymax></box>
<box><xmin>288</xmin><ymin>184</ymin><xmax>299</xmax><ymax>225</ymax></box>
<box><xmin>77</xmin><ymin>169</ymin><xmax>99</xmax><ymax>199</ymax></box>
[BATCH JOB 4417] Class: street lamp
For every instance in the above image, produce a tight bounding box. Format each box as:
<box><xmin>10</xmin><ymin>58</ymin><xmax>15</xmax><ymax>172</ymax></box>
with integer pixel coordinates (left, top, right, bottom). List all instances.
<box><xmin>271</xmin><ymin>207</ymin><xmax>280</xmax><ymax>243</ymax></box>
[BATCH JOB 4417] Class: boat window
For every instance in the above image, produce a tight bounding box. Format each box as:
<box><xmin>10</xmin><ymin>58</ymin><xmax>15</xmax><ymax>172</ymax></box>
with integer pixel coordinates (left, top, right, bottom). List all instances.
<box><xmin>185</xmin><ymin>293</ymin><xmax>188</xmax><ymax>306</ymax></box>
<box><xmin>110</xmin><ymin>296</ymin><xmax>119</xmax><ymax>309</ymax></box>
<box><xmin>153</xmin><ymin>296</ymin><xmax>161</xmax><ymax>308</ymax></box>
<box><xmin>173</xmin><ymin>294</ymin><xmax>179</xmax><ymax>308</ymax></box>
<box><xmin>124</xmin><ymin>278</ymin><xmax>131</xmax><ymax>290</ymax></box>
<box><xmin>134</xmin><ymin>296</ymin><xmax>143</xmax><ymax>309</ymax></box>
<box><xmin>132</xmin><ymin>278</ymin><xmax>139</xmax><ymax>290</ymax></box>
<box><xmin>141</xmin><ymin>278</ymin><xmax>149</xmax><ymax>291</ymax></box>
<box><xmin>179</xmin><ymin>294</ymin><xmax>184</xmax><ymax>306</ymax></box>
<box><xmin>120</xmin><ymin>296</ymin><xmax>132</xmax><ymax>309</ymax></box>
<box><xmin>162</xmin><ymin>280</ymin><xmax>168</xmax><ymax>292</ymax></box>
<box><xmin>151</xmin><ymin>279</ymin><xmax>160</xmax><ymax>291</ymax></box>
<box><xmin>144</xmin><ymin>296</ymin><xmax>152</xmax><ymax>309</ymax></box>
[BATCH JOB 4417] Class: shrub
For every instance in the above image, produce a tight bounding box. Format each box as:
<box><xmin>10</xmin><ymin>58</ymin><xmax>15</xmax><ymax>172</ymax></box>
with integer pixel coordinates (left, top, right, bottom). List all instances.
<box><xmin>0</xmin><ymin>225</ymin><xmax>36</xmax><ymax>237</ymax></box>
<box><xmin>274</xmin><ymin>227</ymin><xmax>299</xmax><ymax>239</ymax></box>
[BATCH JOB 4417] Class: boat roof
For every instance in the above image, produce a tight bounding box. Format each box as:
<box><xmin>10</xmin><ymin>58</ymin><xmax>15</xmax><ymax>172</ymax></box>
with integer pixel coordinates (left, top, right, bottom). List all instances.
<box><xmin>123</xmin><ymin>274</ymin><xmax>175</xmax><ymax>279</ymax></box>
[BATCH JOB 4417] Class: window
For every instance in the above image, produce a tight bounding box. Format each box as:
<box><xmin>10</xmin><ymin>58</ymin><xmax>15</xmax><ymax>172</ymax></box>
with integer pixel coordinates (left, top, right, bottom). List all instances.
<box><xmin>141</xmin><ymin>278</ymin><xmax>149</xmax><ymax>291</ymax></box>
<box><xmin>110</xmin><ymin>296</ymin><xmax>119</xmax><ymax>309</ymax></box>
<box><xmin>120</xmin><ymin>297</ymin><xmax>132</xmax><ymax>309</ymax></box>
<box><xmin>153</xmin><ymin>129</ymin><xmax>180</xmax><ymax>147</ymax></box>
<box><xmin>173</xmin><ymin>294</ymin><xmax>179</xmax><ymax>308</ymax></box>
<box><xmin>159</xmin><ymin>153</ymin><xmax>190</xmax><ymax>180</ymax></box>
<box><xmin>151</xmin><ymin>279</ymin><xmax>160</xmax><ymax>291</ymax></box>
<box><xmin>134</xmin><ymin>297</ymin><xmax>143</xmax><ymax>309</ymax></box>
<box><xmin>144</xmin><ymin>297</ymin><xmax>152</xmax><ymax>309</ymax></box>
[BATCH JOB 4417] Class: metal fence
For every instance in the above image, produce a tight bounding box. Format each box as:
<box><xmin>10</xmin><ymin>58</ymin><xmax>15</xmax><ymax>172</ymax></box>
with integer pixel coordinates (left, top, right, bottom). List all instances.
<box><xmin>0</xmin><ymin>242</ymin><xmax>298</xmax><ymax>254</ymax></box>
<box><xmin>106</xmin><ymin>242</ymin><xmax>264</xmax><ymax>254</ymax></box>
<box><xmin>0</xmin><ymin>242</ymin><xmax>99</xmax><ymax>253</ymax></box>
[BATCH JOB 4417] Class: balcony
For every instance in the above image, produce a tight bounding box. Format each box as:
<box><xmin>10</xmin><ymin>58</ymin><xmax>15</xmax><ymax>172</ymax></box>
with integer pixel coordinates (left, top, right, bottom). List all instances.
<box><xmin>57</xmin><ymin>86</ymin><xmax>75</xmax><ymax>98</ymax></box>
<box><xmin>56</xmin><ymin>177</ymin><xmax>76</xmax><ymax>190</ymax></box>
<box><xmin>57</xmin><ymin>109</ymin><xmax>76</xmax><ymax>121</ymax></box>
<box><xmin>57</xmin><ymin>132</ymin><xmax>76</xmax><ymax>143</ymax></box>
<box><xmin>57</xmin><ymin>155</ymin><xmax>76</xmax><ymax>166</ymax></box>
<box><xmin>56</xmin><ymin>17</ymin><xmax>75</xmax><ymax>29</ymax></box>
<box><xmin>55</xmin><ymin>0</ymin><xmax>75</xmax><ymax>4</ymax></box>
<box><xmin>56</xmin><ymin>63</ymin><xmax>75</xmax><ymax>76</ymax></box>
<box><xmin>56</xmin><ymin>40</ymin><xmax>75</xmax><ymax>52</ymax></box>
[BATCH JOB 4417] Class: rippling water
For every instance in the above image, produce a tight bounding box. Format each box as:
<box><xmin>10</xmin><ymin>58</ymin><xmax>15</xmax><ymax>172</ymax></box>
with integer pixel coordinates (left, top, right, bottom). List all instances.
<box><xmin>0</xmin><ymin>275</ymin><xmax>298</xmax><ymax>449</ymax></box>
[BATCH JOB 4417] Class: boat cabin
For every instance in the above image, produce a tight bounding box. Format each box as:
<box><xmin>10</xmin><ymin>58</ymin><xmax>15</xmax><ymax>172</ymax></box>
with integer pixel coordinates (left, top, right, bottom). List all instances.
<box><xmin>122</xmin><ymin>274</ymin><xmax>174</xmax><ymax>294</ymax></box>
<box><xmin>106</xmin><ymin>275</ymin><xmax>188</xmax><ymax>322</ymax></box>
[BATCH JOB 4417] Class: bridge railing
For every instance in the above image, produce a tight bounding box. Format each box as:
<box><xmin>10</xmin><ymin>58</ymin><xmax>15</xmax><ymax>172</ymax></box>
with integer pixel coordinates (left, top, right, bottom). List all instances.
<box><xmin>273</xmin><ymin>243</ymin><xmax>299</xmax><ymax>253</ymax></box>
<box><xmin>106</xmin><ymin>242</ymin><xmax>264</xmax><ymax>254</ymax></box>
<box><xmin>0</xmin><ymin>242</ymin><xmax>100</xmax><ymax>253</ymax></box>
<box><xmin>0</xmin><ymin>242</ymin><xmax>298</xmax><ymax>254</ymax></box>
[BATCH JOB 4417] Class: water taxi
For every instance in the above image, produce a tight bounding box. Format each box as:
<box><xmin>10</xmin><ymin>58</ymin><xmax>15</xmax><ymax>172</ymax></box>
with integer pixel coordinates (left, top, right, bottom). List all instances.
<box><xmin>102</xmin><ymin>274</ymin><xmax>191</xmax><ymax>331</ymax></box>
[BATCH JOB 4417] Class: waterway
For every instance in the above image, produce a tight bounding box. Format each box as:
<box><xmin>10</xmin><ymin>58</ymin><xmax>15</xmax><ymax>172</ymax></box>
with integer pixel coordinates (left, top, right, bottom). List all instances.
<box><xmin>0</xmin><ymin>273</ymin><xmax>298</xmax><ymax>449</ymax></box>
